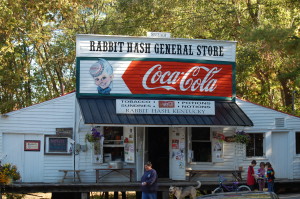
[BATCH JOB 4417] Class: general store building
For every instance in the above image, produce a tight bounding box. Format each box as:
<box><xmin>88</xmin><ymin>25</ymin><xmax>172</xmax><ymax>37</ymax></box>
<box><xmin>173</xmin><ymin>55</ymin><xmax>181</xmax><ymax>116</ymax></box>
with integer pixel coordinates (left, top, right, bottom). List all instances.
<box><xmin>0</xmin><ymin>35</ymin><xmax>299</xmax><ymax>186</ymax></box>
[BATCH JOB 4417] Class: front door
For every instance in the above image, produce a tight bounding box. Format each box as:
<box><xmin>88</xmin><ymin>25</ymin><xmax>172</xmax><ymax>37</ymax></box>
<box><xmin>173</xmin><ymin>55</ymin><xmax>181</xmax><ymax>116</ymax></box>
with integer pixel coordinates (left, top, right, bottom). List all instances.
<box><xmin>3</xmin><ymin>133</ymin><xmax>44</xmax><ymax>182</ymax></box>
<box><xmin>272</xmin><ymin>132</ymin><xmax>289</xmax><ymax>178</ymax></box>
<box><xmin>147</xmin><ymin>127</ymin><xmax>169</xmax><ymax>178</ymax></box>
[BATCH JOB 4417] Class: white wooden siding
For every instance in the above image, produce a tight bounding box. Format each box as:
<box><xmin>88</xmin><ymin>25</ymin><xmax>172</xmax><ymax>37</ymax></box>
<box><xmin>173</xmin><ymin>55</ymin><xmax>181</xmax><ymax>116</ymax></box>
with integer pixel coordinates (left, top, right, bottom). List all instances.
<box><xmin>44</xmin><ymin>155</ymin><xmax>74</xmax><ymax>183</ymax></box>
<box><xmin>236</xmin><ymin>98</ymin><xmax>300</xmax><ymax>180</ymax></box>
<box><xmin>0</xmin><ymin>133</ymin><xmax>4</xmax><ymax>160</ymax></box>
<box><xmin>293</xmin><ymin>160</ymin><xmax>300</xmax><ymax>179</ymax></box>
<box><xmin>0</xmin><ymin>93</ymin><xmax>76</xmax><ymax>183</ymax></box>
<box><xmin>0</xmin><ymin>93</ymin><xmax>75</xmax><ymax>133</ymax></box>
<box><xmin>236</xmin><ymin>98</ymin><xmax>300</xmax><ymax>130</ymax></box>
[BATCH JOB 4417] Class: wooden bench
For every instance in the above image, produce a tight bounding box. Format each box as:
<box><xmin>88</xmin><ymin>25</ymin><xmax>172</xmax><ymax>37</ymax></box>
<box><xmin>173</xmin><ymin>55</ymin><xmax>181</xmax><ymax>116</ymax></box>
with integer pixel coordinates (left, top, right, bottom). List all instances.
<box><xmin>95</xmin><ymin>168</ymin><xmax>134</xmax><ymax>183</ymax></box>
<box><xmin>59</xmin><ymin>170</ymin><xmax>85</xmax><ymax>183</ymax></box>
<box><xmin>186</xmin><ymin>169</ymin><xmax>243</xmax><ymax>181</ymax></box>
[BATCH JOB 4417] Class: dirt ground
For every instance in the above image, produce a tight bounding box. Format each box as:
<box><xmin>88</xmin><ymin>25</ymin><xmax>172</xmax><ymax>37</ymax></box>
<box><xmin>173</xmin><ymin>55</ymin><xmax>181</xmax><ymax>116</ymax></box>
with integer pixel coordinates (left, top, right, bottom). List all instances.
<box><xmin>24</xmin><ymin>193</ymin><xmax>52</xmax><ymax>199</ymax></box>
<box><xmin>2</xmin><ymin>193</ymin><xmax>52</xmax><ymax>199</ymax></box>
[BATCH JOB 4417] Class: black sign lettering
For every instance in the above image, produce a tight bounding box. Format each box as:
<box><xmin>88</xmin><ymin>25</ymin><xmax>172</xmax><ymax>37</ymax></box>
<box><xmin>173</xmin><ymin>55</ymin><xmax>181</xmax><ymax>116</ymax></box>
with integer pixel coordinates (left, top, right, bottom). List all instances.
<box><xmin>90</xmin><ymin>41</ymin><xmax>225</xmax><ymax>57</ymax></box>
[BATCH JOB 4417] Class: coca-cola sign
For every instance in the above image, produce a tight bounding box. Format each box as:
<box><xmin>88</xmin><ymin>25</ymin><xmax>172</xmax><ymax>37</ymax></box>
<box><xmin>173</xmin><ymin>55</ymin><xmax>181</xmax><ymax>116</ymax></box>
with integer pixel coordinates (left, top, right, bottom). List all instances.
<box><xmin>77</xmin><ymin>35</ymin><xmax>236</xmax><ymax>99</ymax></box>
<box><xmin>122</xmin><ymin>61</ymin><xmax>232</xmax><ymax>97</ymax></box>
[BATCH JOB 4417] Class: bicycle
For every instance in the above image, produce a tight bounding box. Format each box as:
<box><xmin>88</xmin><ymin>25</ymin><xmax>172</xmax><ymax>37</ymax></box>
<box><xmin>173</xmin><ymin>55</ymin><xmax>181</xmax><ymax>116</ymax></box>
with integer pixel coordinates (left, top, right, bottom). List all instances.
<box><xmin>212</xmin><ymin>175</ymin><xmax>251</xmax><ymax>193</ymax></box>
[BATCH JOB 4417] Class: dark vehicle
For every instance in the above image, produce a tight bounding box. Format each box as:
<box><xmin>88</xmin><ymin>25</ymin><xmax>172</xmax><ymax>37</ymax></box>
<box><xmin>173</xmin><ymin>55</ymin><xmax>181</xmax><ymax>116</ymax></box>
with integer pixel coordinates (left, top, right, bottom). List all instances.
<box><xmin>197</xmin><ymin>191</ymin><xmax>279</xmax><ymax>199</ymax></box>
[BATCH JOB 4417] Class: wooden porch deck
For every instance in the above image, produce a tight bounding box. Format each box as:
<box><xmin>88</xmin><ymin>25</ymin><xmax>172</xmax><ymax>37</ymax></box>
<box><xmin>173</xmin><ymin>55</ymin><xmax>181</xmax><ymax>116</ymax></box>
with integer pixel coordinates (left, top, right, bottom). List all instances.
<box><xmin>2</xmin><ymin>179</ymin><xmax>300</xmax><ymax>194</ymax></box>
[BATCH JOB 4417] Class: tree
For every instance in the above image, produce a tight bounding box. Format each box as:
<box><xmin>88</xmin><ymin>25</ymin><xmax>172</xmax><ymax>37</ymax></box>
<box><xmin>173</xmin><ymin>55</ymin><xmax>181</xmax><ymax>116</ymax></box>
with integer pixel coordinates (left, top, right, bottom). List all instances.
<box><xmin>0</xmin><ymin>0</ymin><xmax>299</xmax><ymax>116</ymax></box>
<box><xmin>236</xmin><ymin>0</ymin><xmax>300</xmax><ymax>114</ymax></box>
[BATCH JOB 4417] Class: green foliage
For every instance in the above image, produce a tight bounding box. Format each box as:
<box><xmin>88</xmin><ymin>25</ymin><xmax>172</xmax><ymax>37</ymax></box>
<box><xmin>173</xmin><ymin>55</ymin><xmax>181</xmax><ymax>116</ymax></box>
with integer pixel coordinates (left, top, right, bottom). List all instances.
<box><xmin>85</xmin><ymin>128</ymin><xmax>102</xmax><ymax>142</ymax></box>
<box><xmin>234</xmin><ymin>133</ymin><xmax>251</xmax><ymax>145</ymax></box>
<box><xmin>0</xmin><ymin>163</ymin><xmax>25</xmax><ymax>198</ymax></box>
<box><xmin>85</xmin><ymin>134</ymin><xmax>100</xmax><ymax>142</ymax></box>
<box><xmin>0</xmin><ymin>163</ymin><xmax>21</xmax><ymax>184</ymax></box>
<box><xmin>0</xmin><ymin>0</ymin><xmax>299</xmax><ymax>116</ymax></box>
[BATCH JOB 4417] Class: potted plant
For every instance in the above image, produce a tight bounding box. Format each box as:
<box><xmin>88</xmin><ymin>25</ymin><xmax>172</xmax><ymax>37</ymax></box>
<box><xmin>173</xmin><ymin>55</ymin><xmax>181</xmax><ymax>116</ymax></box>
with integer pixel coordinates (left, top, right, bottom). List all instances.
<box><xmin>0</xmin><ymin>163</ymin><xmax>21</xmax><ymax>184</ymax></box>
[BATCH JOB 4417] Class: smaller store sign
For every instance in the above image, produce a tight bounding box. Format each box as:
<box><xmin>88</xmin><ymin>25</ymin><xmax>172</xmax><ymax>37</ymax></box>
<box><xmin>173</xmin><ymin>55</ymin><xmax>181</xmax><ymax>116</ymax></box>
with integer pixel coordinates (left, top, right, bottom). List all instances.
<box><xmin>147</xmin><ymin>32</ymin><xmax>171</xmax><ymax>38</ymax></box>
<box><xmin>56</xmin><ymin>128</ymin><xmax>73</xmax><ymax>138</ymax></box>
<box><xmin>116</xmin><ymin>99</ymin><xmax>215</xmax><ymax>115</ymax></box>
<box><xmin>24</xmin><ymin>140</ymin><xmax>40</xmax><ymax>151</ymax></box>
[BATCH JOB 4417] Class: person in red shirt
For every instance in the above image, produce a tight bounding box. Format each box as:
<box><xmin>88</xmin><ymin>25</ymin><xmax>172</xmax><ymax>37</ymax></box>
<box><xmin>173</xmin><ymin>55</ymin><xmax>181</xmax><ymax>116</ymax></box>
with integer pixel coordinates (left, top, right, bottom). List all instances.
<box><xmin>247</xmin><ymin>160</ymin><xmax>257</xmax><ymax>190</ymax></box>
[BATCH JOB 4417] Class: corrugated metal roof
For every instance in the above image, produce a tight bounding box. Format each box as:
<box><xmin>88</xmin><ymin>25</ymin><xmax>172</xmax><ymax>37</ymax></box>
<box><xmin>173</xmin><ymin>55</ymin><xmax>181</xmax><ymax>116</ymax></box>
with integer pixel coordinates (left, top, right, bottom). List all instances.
<box><xmin>78</xmin><ymin>98</ymin><xmax>253</xmax><ymax>126</ymax></box>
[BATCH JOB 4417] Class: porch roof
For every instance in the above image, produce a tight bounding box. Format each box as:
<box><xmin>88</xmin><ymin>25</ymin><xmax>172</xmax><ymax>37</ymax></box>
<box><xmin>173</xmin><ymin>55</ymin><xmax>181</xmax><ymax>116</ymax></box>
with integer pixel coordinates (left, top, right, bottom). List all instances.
<box><xmin>77</xmin><ymin>98</ymin><xmax>253</xmax><ymax>127</ymax></box>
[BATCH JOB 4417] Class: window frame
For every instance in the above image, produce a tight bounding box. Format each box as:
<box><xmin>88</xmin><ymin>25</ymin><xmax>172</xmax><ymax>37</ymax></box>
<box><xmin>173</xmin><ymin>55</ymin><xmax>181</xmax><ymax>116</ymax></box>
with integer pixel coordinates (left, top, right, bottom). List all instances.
<box><xmin>246</xmin><ymin>132</ymin><xmax>265</xmax><ymax>158</ymax></box>
<box><xmin>190</xmin><ymin>127</ymin><xmax>212</xmax><ymax>163</ymax></box>
<box><xmin>103</xmin><ymin>126</ymin><xmax>124</xmax><ymax>162</ymax></box>
<box><xmin>44</xmin><ymin>135</ymin><xmax>73</xmax><ymax>155</ymax></box>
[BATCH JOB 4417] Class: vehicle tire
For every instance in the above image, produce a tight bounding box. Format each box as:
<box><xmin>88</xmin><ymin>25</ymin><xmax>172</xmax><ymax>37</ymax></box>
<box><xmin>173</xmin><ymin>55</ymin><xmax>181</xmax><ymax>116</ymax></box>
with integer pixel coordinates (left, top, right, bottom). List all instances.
<box><xmin>212</xmin><ymin>187</ymin><xmax>224</xmax><ymax>193</ymax></box>
<box><xmin>237</xmin><ymin>185</ymin><xmax>251</xmax><ymax>192</ymax></box>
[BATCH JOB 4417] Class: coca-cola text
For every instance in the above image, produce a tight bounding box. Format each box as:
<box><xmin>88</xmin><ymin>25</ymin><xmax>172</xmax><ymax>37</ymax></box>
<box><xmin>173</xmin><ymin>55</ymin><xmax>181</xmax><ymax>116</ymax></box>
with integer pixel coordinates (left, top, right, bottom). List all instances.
<box><xmin>142</xmin><ymin>64</ymin><xmax>222</xmax><ymax>93</ymax></box>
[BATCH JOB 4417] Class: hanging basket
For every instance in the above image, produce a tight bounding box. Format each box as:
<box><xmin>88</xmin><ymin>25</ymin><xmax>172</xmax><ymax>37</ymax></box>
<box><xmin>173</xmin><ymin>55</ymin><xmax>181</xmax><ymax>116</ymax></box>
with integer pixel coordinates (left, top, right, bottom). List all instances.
<box><xmin>224</xmin><ymin>131</ymin><xmax>250</xmax><ymax>145</ymax></box>
<box><xmin>234</xmin><ymin>131</ymin><xmax>250</xmax><ymax>145</ymax></box>
<box><xmin>85</xmin><ymin>127</ymin><xmax>103</xmax><ymax>143</ymax></box>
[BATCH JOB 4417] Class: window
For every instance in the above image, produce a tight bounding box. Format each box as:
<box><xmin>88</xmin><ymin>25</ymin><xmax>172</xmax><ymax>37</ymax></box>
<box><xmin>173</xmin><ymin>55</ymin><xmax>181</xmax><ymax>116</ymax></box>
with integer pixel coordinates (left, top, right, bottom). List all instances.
<box><xmin>103</xmin><ymin>126</ymin><xmax>124</xmax><ymax>162</ymax></box>
<box><xmin>191</xmin><ymin>127</ymin><xmax>211</xmax><ymax>162</ymax></box>
<box><xmin>246</xmin><ymin>133</ymin><xmax>264</xmax><ymax>157</ymax></box>
<box><xmin>44</xmin><ymin>135</ymin><xmax>73</xmax><ymax>155</ymax></box>
<box><xmin>296</xmin><ymin>132</ymin><xmax>300</xmax><ymax>155</ymax></box>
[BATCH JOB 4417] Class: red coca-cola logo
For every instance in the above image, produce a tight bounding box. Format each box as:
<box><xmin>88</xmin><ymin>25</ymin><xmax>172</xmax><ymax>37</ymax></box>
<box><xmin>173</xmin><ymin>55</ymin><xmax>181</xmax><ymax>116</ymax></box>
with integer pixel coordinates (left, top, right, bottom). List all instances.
<box><xmin>122</xmin><ymin>61</ymin><xmax>232</xmax><ymax>97</ymax></box>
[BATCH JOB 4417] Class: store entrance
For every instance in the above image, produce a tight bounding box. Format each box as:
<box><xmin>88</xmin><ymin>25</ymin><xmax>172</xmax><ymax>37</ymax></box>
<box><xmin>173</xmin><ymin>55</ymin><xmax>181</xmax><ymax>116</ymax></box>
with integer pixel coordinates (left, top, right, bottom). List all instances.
<box><xmin>147</xmin><ymin>127</ymin><xmax>169</xmax><ymax>178</ymax></box>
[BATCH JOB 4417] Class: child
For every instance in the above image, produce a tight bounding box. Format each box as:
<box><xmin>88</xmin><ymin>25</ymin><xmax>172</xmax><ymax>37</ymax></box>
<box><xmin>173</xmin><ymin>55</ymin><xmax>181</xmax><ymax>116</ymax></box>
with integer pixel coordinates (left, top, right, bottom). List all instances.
<box><xmin>89</xmin><ymin>58</ymin><xmax>114</xmax><ymax>94</ymax></box>
<box><xmin>265</xmin><ymin>162</ymin><xmax>275</xmax><ymax>192</ymax></box>
<box><xmin>257</xmin><ymin>162</ymin><xmax>266</xmax><ymax>191</ymax></box>
<box><xmin>247</xmin><ymin>160</ymin><xmax>257</xmax><ymax>190</ymax></box>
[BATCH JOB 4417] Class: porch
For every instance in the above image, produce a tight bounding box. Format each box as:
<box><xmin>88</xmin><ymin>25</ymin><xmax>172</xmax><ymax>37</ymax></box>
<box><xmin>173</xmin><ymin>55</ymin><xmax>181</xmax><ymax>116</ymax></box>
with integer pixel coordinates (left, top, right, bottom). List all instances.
<box><xmin>2</xmin><ymin>179</ymin><xmax>300</xmax><ymax>198</ymax></box>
